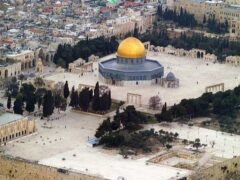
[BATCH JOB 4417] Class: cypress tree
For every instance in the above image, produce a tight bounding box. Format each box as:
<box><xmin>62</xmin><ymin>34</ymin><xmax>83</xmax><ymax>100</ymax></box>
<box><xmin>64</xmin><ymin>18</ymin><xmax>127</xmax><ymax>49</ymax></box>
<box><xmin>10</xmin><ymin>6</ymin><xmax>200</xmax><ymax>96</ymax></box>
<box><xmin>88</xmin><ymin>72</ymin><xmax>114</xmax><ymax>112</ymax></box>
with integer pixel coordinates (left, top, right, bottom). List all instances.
<box><xmin>203</xmin><ymin>15</ymin><xmax>206</xmax><ymax>24</ymax></box>
<box><xmin>74</xmin><ymin>91</ymin><xmax>79</xmax><ymax>108</ymax></box>
<box><xmin>107</xmin><ymin>91</ymin><xmax>111</xmax><ymax>110</ymax></box>
<box><xmin>79</xmin><ymin>88</ymin><xmax>90</xmax><ymax>111</ymax></box>
<box><xmin>69</xmin><ymin>86</ymin><xmax>75</xmax><ymax>106</ymax></box>
<box><xmin>7</xmin><ymin>94</ymin><xmax>11</xmax><ymax>109</ymax></box>
<box><xmin>13</xmin><ymin>93</ymin><xmax>24</xmax><ymax>115</ymax></box>
<box><xmin>102</xmin><ymin>93</ymin><xmax>110</xmax><ymax>111</ymax></box>
<box><xmin>26</xmin><ymin>93</ymin><xmax>35</xmax><ymax>113</ymax></box>
<box><xmin>92</xmin><ymin>82</ymin><xmax>100</xmax><ymax>111</ymax></box>
<box><xmin>54</xmin><ymin>93</ymin><xmax>62</xmax><ymax>111</ymax></box>
<box><xmin>63</xmin><ymin>81</ymin><xmax>70</xmax><ymax>99</ymax></box>
<box><xmin>89</xmin><ymin>89</ymin><xmax>93</xmax><ymax>101</ymax></box>
<box><xmin>43</xmin><ymin>90</ymin><xmax>55</xmax><ymax>117</ymax></box>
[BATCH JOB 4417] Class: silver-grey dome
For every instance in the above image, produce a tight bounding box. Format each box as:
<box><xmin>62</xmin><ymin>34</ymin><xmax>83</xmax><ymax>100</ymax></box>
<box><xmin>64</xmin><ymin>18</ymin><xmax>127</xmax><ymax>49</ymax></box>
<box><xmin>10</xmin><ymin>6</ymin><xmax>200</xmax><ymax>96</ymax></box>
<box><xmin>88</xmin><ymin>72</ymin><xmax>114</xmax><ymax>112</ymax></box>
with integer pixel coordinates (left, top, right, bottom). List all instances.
<box><xmin>166</xmin><ymin>72</ymin><xmax>176</xmax><ymax>81</ymax></box>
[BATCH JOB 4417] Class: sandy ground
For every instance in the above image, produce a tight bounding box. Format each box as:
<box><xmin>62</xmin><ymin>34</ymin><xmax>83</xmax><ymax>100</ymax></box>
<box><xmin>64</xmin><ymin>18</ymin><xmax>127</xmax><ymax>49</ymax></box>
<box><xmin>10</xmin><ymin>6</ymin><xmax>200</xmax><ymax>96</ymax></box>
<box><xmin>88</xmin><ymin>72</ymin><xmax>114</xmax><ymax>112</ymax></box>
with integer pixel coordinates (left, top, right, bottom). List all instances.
<box><xmin>45</xmin><ymin>53</ymin><xmax>240</xmax><ymax>106</ymax></box>
<box><xmin>2</xmin><ymin>110</ymin><xmax>190</xmax><ymax>180</ymax></box>
<box><xmin>3</xmin><ymin>110</ymin><xmax>101</xmax><ymax>161</ymax></box>
<box><xmin>145</xmin><ymin>123</ymin><xmax>240</xmax><ymax>159</ymax></box>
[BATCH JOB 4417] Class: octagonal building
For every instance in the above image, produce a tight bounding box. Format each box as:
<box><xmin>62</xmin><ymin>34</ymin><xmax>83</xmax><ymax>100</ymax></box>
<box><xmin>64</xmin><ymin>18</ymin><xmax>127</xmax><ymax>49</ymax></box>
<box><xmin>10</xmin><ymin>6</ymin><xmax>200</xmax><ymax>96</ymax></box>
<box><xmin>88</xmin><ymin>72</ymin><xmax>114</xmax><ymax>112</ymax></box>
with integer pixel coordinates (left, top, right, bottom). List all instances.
<box><xmin>99</xmin><ymin>37</ymin><xmax>164</xmax><ymax>86</ymax></box>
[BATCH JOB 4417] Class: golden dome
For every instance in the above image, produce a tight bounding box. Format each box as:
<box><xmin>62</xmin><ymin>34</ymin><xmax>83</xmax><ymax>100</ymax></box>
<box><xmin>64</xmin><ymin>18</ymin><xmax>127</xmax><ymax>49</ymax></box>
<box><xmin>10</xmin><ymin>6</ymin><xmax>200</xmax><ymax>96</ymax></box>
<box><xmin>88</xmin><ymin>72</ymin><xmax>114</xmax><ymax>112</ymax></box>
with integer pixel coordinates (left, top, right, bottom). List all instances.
<box><xmin>117</xmin><ymin>37</ymin><xmax>146</xmax><ymax>59</ymax></box>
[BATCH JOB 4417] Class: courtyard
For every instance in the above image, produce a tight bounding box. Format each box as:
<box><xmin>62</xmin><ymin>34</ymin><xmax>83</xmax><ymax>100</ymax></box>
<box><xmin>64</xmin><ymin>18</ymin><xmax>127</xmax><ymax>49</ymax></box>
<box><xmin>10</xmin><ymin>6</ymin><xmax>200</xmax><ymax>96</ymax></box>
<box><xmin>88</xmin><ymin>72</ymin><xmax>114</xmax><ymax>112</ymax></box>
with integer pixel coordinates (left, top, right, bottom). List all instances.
<box><xmin>2</xmin><ymin>110</ymin><xmax>190</xmax><ymax>180</ymax></box>
<box><xmin>144</xmin><ymin>122</ymin><xmax>240</xmax><ymax>159</ymax></box>
<box><xmin>45</xmin><ymin>53</ymin><xmax>240</xmax><ymax>106</ymax></box>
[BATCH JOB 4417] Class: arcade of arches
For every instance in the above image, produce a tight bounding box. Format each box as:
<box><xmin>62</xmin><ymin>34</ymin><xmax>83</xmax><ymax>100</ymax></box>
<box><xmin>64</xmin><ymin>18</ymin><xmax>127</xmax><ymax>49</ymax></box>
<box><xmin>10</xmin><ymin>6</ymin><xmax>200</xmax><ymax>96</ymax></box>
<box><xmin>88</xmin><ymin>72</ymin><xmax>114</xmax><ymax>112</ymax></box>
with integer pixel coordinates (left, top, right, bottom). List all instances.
<box><xmin>0</xmin><ymin>62</ymin><xmax>21</xmax><ymax>79</ymax></box>
<box><xmin>205</xmin><ymin>83</ymin><xmax>225</xmax><ymax>93</ymax></box>
<box><xmin>127</xmin><ymin>93</ymin><xmax>142</xmax><ymax>107</ymax></box>
<box><xmin>0</xmin><ymin>116</ymin><xmax>36</xmax><ymax>146</ymax></box>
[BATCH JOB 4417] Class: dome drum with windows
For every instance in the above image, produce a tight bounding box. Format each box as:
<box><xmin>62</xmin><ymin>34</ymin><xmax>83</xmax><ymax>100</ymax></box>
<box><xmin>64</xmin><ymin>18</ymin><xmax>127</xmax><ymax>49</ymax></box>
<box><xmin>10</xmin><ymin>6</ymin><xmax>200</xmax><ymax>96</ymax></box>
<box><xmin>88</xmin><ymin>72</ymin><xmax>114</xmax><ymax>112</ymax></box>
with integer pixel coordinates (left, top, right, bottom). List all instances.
<box><xmin>99</xmin><ymin>37</ymin><xmax>164</xmax><ymax>85</ymax></box>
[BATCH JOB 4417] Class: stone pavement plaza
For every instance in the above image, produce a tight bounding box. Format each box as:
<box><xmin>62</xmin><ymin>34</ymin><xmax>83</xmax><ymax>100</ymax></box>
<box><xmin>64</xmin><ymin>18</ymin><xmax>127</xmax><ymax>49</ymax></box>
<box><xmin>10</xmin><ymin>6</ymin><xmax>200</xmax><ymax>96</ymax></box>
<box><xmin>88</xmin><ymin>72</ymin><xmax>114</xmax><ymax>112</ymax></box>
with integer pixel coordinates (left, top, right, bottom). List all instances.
<box><xmin>2</xmin><ymin>110</ymin><xmax>190</xmax><ymax>180</ymax></box>
<box><xmin>45</xmin><ymin>53</ymin><xmax>240</xmax><ymax>106</ymax></box>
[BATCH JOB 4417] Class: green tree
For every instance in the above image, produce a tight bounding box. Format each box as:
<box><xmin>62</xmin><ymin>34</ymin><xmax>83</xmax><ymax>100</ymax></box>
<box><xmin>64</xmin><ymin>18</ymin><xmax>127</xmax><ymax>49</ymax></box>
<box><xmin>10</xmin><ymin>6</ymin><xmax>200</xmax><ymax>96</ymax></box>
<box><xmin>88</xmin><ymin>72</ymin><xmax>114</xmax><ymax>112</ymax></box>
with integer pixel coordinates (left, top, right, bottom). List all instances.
<box><xmin>54</xmin><ymin>93</ymin><xmax>62</xmax><ymax>112</ymax></box>
<box><xmin>43</xmin><ymin>90</ymin><xmax>55</xmax><ymax>117</ymax></box>
<box><xmin>203</xmin><ymin>15</ymin><xmax>206</xmax><ymax>24</ymax></box>
<box><xmin>13</xmin><ymin>93</ymin><xmax>24</xmax><ymax>114</ymax></box>
<box><xmin>69</xmin><ymin>86</ymin><xmax>75</xmax><ymax>107</ymax></box>
<box><xmin>95</xmin><ymin>117</ymin><xmax>112</xmax><ymax>138</ymax></box>
<box><xmin>25</xmin><ymin>93</ymin><xmax>35</xmax><ymax>113</ymax></box>
<box><xmin>99</xmin><ymin>93</ymin><xmax>110</xmax><ymax>111</ymax></box>
<box><xmin>63</xmin><ymin>81</ymin><xmax>70</xmax><ymax>99</ymax></box>
<box><xmin>193</xmin><ymin>138</ymin><xmax>201</xmax><ymax>150</ymax></box>
<box><xmin>7</xmin><ymin>94</ymin><xmax>11</xmax><ymax>109</ymax></box>
<box><xmin>20</xmin><ymin>83</ymin><xmax>36</xmax><ymax>102</ymax></box>
<box><xmin>79</xmin><ymin>88</ymin><xmax>90</xmax><ymax>111</ymax></box>
<box><xmin>92</xmin><ymin>82</ymin><xmax>100</xmax><ymax>111</ymax></box>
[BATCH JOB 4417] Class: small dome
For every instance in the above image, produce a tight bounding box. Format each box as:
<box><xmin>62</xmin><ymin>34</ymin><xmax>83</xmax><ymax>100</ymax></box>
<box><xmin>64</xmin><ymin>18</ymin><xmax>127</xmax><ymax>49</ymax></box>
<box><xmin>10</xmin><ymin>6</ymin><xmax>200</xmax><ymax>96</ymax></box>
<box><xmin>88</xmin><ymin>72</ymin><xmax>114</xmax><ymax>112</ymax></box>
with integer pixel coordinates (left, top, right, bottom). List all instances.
<box><xmin>117</xmin><ymin>37</ymin><xmax>146</xmax><ymax>59</ymax></box>
<box><xmin>166</xmin><ymin>72</ymin><xmax>176</xmax><ymax>81</ymax></box>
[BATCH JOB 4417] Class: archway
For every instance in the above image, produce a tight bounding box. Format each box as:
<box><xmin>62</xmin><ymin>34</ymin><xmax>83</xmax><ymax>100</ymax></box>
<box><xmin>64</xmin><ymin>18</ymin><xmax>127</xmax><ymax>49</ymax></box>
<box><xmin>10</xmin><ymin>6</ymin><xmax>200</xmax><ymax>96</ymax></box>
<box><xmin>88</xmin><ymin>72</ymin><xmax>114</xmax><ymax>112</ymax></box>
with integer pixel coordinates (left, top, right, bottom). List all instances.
<box><xmin>4</xmin><ymin>69</ymin><xmax>8</xmax><ymax>78</ymax></box>
<box><xmin>197</xmin><ymin>51</ymin><xmax>201</xmax><ymax>58</ymax></box>
<box><xmin>200</xmin><ymin>52</ymin><xmax>204</xmax><ymax>58</ymax></box>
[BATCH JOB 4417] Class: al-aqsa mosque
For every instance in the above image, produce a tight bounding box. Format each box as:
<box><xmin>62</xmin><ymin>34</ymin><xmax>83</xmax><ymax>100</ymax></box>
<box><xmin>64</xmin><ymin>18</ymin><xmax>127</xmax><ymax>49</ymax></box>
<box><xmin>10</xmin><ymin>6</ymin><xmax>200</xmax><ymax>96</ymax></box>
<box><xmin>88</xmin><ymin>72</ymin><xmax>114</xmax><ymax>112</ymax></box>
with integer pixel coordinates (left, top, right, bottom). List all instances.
<box><xmin>99</xmin><ymin>37</ymin><xmax>164</xmax><ymax>86</ymax></box>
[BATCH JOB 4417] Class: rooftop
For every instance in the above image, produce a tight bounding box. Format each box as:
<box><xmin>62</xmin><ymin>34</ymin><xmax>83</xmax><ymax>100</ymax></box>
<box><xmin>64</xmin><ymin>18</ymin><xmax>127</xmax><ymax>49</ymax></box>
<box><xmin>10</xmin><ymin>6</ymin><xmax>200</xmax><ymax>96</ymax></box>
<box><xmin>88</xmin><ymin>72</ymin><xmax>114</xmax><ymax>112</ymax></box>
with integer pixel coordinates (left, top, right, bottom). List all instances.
<box><xmin>0</xmin><ymin>113</ymin><xmax>24</xmax><ymax>126</ymax></box>
<box><xmin>100</xmin><ymin>58</ymin><xmax>163</xmax><ymax>72</ymax></box>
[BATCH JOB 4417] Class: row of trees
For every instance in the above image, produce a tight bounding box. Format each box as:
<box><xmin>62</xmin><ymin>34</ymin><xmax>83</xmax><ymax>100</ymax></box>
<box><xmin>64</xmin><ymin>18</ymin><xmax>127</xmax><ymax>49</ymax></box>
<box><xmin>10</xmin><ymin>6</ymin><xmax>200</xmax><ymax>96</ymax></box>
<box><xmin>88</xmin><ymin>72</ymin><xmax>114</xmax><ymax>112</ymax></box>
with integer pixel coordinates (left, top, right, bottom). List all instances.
<box><xmin>155</xmin><ymin>85</ymin><xmax>240</xmax><ymax>126</ymax></box>
<box><xmin>7</xmin><ymin>82</ymin><xmax>67</xmax><ymax>117</ymax></box>
<box><xmin>158</xmin><ymin>6</ymin><xmax>197</xmax><ymax>28</ymax></box>
<box><xmin>140</xmin><ymin>31</ymin><xmax>240</xmax><ymax>61</ymax></box>
<box><xmin>69</xmin><ymin>82</ymin><xmax>112</xmax><ymax>112</ymax></box>
<box><xmin>204</xmin><ymin>15</ymin><xmax>229</xmax><ymax>34</ymax></box>
<box><xmin>53</xmin><ymin>36</ymin><xmax>119</xmax><ymax>68</ymax></box>
<box><xmin>157</xmin><ymin>5</ymin><xmax>229</xmax><ymax>34</ymax></box>
<box><xmin>7</xmin><ymin>79</ymin><xmax>113</xmax><ymax>116</ymax></box>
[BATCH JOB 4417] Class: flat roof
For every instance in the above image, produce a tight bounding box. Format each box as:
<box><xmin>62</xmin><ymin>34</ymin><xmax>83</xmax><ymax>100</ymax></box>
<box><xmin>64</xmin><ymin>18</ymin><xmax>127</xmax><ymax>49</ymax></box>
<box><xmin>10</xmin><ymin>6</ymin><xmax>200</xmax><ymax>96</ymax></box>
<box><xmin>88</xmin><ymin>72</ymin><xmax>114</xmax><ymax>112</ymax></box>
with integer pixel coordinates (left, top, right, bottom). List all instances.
<box><xmin>0</xmin><ymin>113</ymin><xmax>24</xmax><ymax>125</ymax></box>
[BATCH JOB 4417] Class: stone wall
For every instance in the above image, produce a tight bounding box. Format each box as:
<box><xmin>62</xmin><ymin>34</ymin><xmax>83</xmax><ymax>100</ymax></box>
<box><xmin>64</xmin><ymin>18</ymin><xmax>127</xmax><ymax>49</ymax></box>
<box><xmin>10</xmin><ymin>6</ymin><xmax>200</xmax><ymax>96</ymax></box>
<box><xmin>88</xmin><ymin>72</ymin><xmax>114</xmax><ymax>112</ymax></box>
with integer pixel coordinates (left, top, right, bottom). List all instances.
<box><xmin>0</xmin><ymin>62</ymin><xmax>21</xmax><ymax>79</ymax></box>
<box><xmin>0</xmin><ymin>155</ymin><xmax>105</xmax><ymax>180</ymax></box>
<box><xmin>189</xmin><ymin>156</ymin><xmax>240</xmax><ymax>180</ymax></box>
<box><xmin>0</xmin><ymin>117</ymin><xmax>37</xmax><ymax>145</ymax></box>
